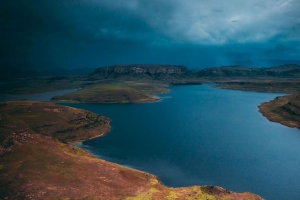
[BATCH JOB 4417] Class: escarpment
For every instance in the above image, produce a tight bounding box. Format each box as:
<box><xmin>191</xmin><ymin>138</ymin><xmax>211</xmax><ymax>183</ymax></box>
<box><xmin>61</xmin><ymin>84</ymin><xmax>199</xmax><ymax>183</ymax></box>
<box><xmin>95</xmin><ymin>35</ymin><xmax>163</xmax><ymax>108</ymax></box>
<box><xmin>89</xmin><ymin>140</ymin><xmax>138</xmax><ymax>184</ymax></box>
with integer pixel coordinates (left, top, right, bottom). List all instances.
<box><xmin>89</xmin><ymin>65</ymin><xmax>201</xmax><ymax>84</ymax></box>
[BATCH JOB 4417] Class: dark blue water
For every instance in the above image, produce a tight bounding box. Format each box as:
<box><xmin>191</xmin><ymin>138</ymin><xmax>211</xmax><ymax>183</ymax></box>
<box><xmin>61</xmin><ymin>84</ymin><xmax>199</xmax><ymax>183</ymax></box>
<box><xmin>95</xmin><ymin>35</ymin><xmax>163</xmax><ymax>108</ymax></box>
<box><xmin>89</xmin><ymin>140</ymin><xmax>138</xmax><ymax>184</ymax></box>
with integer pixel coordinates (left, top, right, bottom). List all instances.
<box><xmin>6</xmin><ymin>85</ymin><xmax>299</xmax><ymax>199</ymax></box>
<box><xmin>60</xmin><ymin>85</ymin><xmax>300</xmax><ymax>200</ymax></box>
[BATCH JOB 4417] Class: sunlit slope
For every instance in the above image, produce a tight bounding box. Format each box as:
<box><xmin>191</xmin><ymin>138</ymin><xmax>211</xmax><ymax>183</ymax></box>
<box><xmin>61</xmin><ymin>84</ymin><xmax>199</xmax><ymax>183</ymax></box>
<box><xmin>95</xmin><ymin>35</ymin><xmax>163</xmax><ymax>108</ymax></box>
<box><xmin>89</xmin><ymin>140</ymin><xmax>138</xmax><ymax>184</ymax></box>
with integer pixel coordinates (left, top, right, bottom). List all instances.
<box><xmin>259</xmin><ymin>94</ymin><xmax>300</xmax><ymax>128</ymax></box>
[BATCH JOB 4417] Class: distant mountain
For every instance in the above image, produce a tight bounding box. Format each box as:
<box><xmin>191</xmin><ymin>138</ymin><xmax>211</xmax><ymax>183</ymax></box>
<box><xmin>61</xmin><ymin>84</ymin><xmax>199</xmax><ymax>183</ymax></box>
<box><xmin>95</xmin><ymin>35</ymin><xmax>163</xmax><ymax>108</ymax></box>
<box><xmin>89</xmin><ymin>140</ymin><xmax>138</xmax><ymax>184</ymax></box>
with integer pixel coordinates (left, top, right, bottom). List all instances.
<box><xmin>90</xmin><ymin>64</ymin><xmax>300</xmax><ymax>82</ymax></box>
<box><xmin>2</xmin><ymin>64</ymin><xmax>300</xmax><ymax>83</ymax></box>
<box><xmin>262</xmin><ymin>64</ymin><xmax>300</xmax><ymax>77</ymax></box>
<box><xmin>90</xmin><ymin>64</ymin><xmax>198</xmax><ymax>83</ymax></box>
<box><xmin>198</xmin><ymin>66</ymin><xmax>263</xmax><ymax>77</ymax></box>
<box><xmin>198</xmin><ymin>64</ymin><xmax>300</xmax><ymax>79</ymax></box>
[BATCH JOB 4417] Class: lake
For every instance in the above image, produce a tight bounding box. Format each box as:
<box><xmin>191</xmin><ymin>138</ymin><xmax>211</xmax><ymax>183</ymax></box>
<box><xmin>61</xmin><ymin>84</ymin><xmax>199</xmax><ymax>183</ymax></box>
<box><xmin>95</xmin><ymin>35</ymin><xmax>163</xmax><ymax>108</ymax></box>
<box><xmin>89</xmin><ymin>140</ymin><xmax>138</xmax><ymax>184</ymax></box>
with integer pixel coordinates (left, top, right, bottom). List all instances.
<box><xmin>2</xmin><ymin>85</ymin><xmax>300</xmax><ymax>199</ymax></box>
<box><xmin>61</xmin><ymin>85</ymin><xmax>300</xmax><ymax>200</ymax></box>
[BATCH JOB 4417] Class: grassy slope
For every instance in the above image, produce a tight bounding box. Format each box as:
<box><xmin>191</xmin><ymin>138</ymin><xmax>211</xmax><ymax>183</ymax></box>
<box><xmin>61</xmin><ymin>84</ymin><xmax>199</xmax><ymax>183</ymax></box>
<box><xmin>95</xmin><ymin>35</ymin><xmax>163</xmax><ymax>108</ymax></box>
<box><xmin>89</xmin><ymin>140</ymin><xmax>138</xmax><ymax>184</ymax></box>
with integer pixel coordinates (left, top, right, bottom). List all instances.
<box><xmin>52</xmin><ymin>81</ymin><xmax>170</xmax><ymax>103</ymax></box>
<box><xmin>259</xmin><ymin>94</ymin><xmax>300</xmax><ymax>128</ymax></box>
<box><xmin>0</xmin><ymin>101</ymin><xmax>261</xmax><ymax>199</ymax></box>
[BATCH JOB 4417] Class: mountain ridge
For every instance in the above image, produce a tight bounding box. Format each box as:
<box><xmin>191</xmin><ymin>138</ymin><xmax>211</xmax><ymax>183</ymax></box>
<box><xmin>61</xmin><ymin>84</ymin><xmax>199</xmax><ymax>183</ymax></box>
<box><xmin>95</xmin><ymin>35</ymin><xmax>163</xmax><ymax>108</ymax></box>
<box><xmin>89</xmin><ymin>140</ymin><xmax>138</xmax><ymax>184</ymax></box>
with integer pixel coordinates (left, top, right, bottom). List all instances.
<box><xmin>89</xmin><ymin>64</ymin><xmax>300</xmax><ymax>81</ymax></box>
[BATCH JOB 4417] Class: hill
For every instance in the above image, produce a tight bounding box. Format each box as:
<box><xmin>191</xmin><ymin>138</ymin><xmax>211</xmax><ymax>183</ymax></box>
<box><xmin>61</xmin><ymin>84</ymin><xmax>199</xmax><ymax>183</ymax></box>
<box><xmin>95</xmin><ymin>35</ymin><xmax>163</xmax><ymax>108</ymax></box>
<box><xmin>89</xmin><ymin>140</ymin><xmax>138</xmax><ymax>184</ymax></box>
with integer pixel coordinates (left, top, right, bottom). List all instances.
<box><xmin>89</xmin><ymin>64</ymin><xmax>201</xmax><ymax>84</ymax></box>
<box><xmin>198</xmin><ymin>64</ymin><xmax>300</xmax><ymax>80</ymax></box>
<box><xmin>0</xmin><ymin>101</ymin><xmax>261</xmax><ymax>199</ymax></box>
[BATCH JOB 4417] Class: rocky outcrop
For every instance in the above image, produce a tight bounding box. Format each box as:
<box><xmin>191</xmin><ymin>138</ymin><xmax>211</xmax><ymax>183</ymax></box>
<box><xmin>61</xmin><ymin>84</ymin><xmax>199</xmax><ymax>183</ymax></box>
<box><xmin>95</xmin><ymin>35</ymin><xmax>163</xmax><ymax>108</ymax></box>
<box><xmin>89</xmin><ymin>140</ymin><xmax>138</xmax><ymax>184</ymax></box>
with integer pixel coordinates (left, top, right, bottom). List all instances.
<box><xmin>89</xmin><ymin>64</ymin><xmax>201</xmax><ymax>84</ymax></box>
<box><xmin>90</xmin><ymin>64</ymin><xmax>198</xmax><ymax>81</ymax></box>
<box><xmin>89</xmin><ymin>64</ymin><xmax>300</xmax><ymax>84</ymax></box>
<box><xmin>92</xmin><ymin>64</ymin><xmax>188</xmax><ymax>77</ymax></box>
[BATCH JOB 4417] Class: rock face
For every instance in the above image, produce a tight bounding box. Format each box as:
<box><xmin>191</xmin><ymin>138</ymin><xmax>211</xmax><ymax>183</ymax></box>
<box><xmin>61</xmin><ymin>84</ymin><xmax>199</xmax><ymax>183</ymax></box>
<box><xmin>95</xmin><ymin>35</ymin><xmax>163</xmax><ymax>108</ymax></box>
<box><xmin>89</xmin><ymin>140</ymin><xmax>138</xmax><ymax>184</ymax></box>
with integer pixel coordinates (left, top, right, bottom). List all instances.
<box><xmin>92</xmin><ymin>64</ymin><xmax>188</xmax><ymax>77</ymax></box>
<box><xmin>90</xmin><ymin>65</ymin><xmax>197</xmax><ymax>83</ymax></box>
<box><xmin>88</xmin><ymin>64</ymin><xmax>300</xmax><ymax>84</ymax></box>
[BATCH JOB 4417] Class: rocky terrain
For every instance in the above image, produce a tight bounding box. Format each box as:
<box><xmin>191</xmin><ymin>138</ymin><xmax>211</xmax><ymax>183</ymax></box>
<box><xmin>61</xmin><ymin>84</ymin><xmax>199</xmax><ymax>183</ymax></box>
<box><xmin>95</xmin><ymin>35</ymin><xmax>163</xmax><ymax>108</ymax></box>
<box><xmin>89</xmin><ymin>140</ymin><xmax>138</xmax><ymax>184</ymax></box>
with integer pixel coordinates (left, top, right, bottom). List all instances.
<box><xmin>213</xmin><ymin>81</ymin><xmax>300</xmax><ymax>94</ymax></box>
<box><xmin>259</xmin><ymin>94</ymin><xmax>300</xmax><ymax>128</ymax></box>
<box><xmin>91</xmin><ymin>64</ymin><xmax>300</xmax><ymax>83</ymax></box>
<box><xmin>91</xmin><ymin>64</ymin><xmax>300</xmax><ymax>80</ymax></box>
<box><xmin>89</xmin><ymin>64</ymin><xmax>202</xmax><ymax>85</ymax></box>
<box><xmin>198</xmin><ymin>64</ymin><xmax>300</xmax><ymax>80</ymax></box>
<box><xmin>0</xmin><ymin>101</ymin><xmax>262</xmax><ymax>199</ymax></box>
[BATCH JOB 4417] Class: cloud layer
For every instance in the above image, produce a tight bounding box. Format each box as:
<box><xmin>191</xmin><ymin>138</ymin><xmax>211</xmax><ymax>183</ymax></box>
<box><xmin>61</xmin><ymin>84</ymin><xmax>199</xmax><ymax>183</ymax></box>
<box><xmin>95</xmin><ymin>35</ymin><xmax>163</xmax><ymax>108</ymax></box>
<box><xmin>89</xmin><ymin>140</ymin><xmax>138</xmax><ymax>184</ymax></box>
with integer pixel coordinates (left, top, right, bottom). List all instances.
<box><xmin>81</xmin><ymin>0</ymin><xmax>300</xmax><ymax>44</ymax></box>
<box><xmin>0</xmin><ymin>0</ymin><xmax>299</xmax><ymax>69</ymax></box>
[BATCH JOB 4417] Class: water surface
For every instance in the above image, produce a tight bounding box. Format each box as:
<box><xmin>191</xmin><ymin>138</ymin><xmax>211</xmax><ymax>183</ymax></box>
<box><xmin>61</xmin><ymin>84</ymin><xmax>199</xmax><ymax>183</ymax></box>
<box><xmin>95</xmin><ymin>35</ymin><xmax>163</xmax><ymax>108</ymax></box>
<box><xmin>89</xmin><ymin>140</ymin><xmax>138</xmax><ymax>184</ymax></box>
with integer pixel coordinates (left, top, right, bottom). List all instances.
<box><xmin>61</xmin><ymin>85</ymin><xmax>300</xmax><ymax>200</ymax></box>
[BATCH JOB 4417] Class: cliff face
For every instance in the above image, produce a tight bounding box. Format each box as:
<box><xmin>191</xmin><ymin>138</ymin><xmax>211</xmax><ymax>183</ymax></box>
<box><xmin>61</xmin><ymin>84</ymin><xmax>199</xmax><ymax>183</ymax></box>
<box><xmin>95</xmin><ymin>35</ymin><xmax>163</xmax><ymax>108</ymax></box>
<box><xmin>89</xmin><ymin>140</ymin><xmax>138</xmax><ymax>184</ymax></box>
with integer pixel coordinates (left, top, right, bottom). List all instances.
<box><xmin>89</xmin><ymin>64</ymin><xmax>300</xmax><ymax>84</ymax></box>
<box><xmin>92</xmin><ymin>65</ymin><xmax>188</xmax><ymax>77</ymax></box>
<box><xmin>90</xmin><ymin>64</ymin><xmax>200</xmax><ymax>84</ymax></box>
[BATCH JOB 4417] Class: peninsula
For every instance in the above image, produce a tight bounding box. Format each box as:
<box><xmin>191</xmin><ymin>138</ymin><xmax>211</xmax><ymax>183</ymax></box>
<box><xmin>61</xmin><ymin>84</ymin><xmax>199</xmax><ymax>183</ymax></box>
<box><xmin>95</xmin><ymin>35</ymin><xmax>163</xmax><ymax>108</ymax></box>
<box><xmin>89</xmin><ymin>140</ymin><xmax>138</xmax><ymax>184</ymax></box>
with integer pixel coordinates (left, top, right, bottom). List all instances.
<box><xmin>198</xmin><ymin>64</ymin><xmax>300</xmax><ymax>129</ymax></box>
<box><xmin>0</xmin><ymin>101</ymin><xmax>261</xmax><ymax>199</ymax></box>
<box><xmin>258</xmin><ymin>94</ymin><xmax>300</xmax><ymax>128</ymax></box>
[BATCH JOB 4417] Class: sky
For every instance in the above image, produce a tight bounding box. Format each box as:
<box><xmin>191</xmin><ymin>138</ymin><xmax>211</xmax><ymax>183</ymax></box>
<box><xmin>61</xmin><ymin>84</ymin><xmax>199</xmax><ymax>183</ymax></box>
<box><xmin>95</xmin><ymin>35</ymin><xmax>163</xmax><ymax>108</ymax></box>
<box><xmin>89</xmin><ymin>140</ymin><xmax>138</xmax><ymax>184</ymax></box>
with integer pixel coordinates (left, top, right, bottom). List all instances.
<box><xmin>1</xmin><ymin>0</ymin><xmax>300</xmax><ymax>70</ymax></box>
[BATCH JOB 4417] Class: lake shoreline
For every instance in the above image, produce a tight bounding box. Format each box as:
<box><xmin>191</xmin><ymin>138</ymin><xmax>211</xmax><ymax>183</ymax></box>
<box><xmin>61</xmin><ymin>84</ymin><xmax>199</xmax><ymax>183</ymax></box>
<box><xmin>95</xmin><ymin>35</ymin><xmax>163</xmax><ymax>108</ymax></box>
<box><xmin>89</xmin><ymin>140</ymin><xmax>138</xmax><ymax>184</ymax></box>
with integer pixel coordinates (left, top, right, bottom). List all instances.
<box><xmin>0</xmin><ymin>100</ymin><xmax>262</xmax><ymax>199</ymax></box>
<box><xmin>213</xmin><ymin>81</ymin><xmax>300</xmax><ymax>129</ymax></box>
<box><xmin>258</xmin><ymin>94</ymin><xmax>300</xmax><ymax>129</ymax></box>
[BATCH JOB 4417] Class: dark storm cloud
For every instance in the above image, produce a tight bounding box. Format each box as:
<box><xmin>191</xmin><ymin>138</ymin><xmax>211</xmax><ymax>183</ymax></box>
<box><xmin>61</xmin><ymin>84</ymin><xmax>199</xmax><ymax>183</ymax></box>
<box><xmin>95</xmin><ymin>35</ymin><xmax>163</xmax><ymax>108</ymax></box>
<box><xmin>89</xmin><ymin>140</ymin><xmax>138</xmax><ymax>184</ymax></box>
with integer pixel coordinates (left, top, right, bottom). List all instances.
<box><xmin>1</xmin><ymin>0</ymin><xmax>299</xmax><ymax>70</ymax></box>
